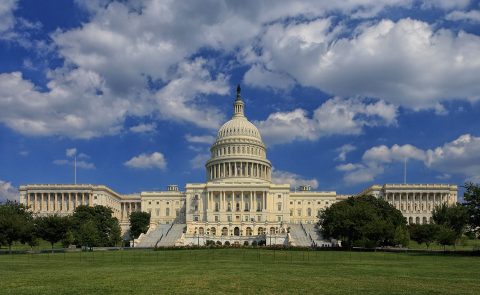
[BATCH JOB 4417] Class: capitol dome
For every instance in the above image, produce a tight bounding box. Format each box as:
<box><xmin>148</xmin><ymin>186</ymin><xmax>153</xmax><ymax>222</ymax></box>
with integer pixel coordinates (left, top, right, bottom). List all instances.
<box><xmin>206</xmin><ymin>85</ymin><xmax>272</xmax><ymax>182</ymax></box>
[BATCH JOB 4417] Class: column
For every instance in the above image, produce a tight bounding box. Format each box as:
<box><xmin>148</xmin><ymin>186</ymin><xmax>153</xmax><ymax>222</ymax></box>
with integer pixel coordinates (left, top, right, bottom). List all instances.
<box><xmin>250</xmin><ymin>191</ymin><xmax>253</xmax><ymax>212</ymax></box>
<box><xmin>241</xmin><ymin>191</ymin><xmax>244</xmax><ymax>212</ymax></box>
<box><xmin>234</xmin><ymin>162</ymin><xmax>237</xmax><ymax>176</ymax></box>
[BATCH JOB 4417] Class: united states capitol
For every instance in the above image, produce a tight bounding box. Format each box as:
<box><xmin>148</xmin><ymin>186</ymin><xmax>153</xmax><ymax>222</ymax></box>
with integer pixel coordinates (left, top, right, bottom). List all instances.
<box><xmin>19</xmin><ymin>86</ymin><xmax>458</xmax><ymax>247</ymax></box>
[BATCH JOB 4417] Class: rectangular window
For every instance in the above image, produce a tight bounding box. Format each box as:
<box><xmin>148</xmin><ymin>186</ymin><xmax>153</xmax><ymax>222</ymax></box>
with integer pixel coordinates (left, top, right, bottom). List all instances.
<box><xmin>277</xmin><ymin>203</ymin><xmax>282</xmax><ymax>211</ymax></box>
<box><xmin>194</xmin><ymin>216</ymin><xmax>199</xmax><ymax>221</ymax></box>
<box><xmin>244</xmin><ymin>215</ymin><xmax>249</xmax><ymax>221</ymax></box>
<box><xmin>257</xmin><ymin>215</ymin><xmax>261</xmax><ymax>222</ymax></box>
<box><xmin>277</xmin><ymin>216</ymin><xmax>282</xmax><ymax>222</ymax></box>
<box><xmin>156</xmin><ymin>209</ymin><xmax>159</xmax><ymax>216</ymax></box>
<box><xmin>227</xmin><ymin>215</ymin><xmax>232</xmax><ymax>222</ymax></box>
<box><xmin>297</xmin><ymin>209</ymin><xmax>301</xmax><ymax>216</ymax></box>
<box><xmin>214</xmin><ymin>215</ymin><xmax>219</xmax><ymax>222</ymax></box>
<box><xmin>236</xmin><ymin>215</ymin><xmax>240</xmax><ymax>221</ymax></box>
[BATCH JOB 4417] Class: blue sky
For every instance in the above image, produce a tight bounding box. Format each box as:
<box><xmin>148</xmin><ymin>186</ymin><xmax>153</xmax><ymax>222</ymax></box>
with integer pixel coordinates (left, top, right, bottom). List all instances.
<box><xmin>1</xmin><ymin>0</ymin><xmax>480</xmax><ymax>201</ymax></box>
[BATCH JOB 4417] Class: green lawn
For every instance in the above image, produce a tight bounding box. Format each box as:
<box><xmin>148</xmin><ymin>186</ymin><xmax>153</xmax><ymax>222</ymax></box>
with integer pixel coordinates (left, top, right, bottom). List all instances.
<box><xmin>408</xmin><ymin>239</ymin><xmax>480</xmax><ymax>251</ymax></box>
<box><xmin>0</xmin><ymin>249</ymin><xmax>479</xmax><ymax>294</ymax></box>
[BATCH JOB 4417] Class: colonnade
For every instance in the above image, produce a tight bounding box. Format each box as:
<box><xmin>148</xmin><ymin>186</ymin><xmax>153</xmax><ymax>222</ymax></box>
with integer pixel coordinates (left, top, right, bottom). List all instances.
<box><xmin>205</xmin><ymin>190</ymin><xmax>268</xmax><ymax>213</ymax></box>
<box><xmin>26</xmin><ymin>192</ymin><xmax>92</xmax><ymax>212</ymax></box>
<box><xmin>384</xmin><ymin>192</ymin><xmax>452</xmax><ymax>213</ymax></box>
<box><xmin>120</xmin><ymin>201</ymin><xmax>141</xmax><ymax>220</ymax></box>
<box><xmin>207</xmin><ymin>161</ymin><xmax>271</xmax><ymax>181</ymax></box>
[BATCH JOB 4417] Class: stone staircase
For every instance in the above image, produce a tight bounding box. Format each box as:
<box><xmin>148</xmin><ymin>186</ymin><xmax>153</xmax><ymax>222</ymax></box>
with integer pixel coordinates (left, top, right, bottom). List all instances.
<box><xmin>136</xmin><ymin>224</ymin><xmax>171</xmax><ymax>248</ymax></box>
<box><xmin>288</xmin><ymin>224</ymin><xmax>312</xmax><ymax>247</ymax></box>
<box><xmin>302</xmin><ymin>223</ymin><xmax>331</xmax><ymax>247</ymax></box>
<box><xmin>157</xmin><ymin>224</ymin><xmax>185</xmax><ymax>247</ymax></box>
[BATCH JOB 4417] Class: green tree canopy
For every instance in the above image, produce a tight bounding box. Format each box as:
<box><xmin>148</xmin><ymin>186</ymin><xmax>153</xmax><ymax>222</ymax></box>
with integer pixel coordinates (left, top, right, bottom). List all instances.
<box><xmin>432</xmin><ymin>203</ymin><xmax>468</xmax><ymax>240</ymax></box>
<box><xmin>463</xmin><ymin>182</ymin><xmax>480</xmax><ymax>235</ymax></box>
<box><xmin>129</xmin><ymin>211</ymin><xmax>150</xmax><ymax>241</ymax></box>
<box><xmin>0</xmin><ymin>201</ymin><xmax>34</xmax><ymax>253</ymax></box>
<box><xmin>70</xmin><ymin>205</ymin><xmax>121</xmax><ymax>247</ymax></box>
<box><xmin>320</xmin><ymin>195</ymin><xmax>408</xmax><ymax>248</ymax></box>
<box><xmin>35</xmin><ymin>215</ymin><xmax>70</xmax><ymax>252</ymax></box>
<box><xmin>409</xmin><ymin>224</ymin><xmax>439</xmax><ymax>249</ymax></box>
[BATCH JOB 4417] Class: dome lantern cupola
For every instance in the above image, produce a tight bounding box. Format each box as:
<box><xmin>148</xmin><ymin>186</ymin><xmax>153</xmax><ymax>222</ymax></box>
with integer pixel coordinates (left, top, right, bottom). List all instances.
<box><xmin>205</xmin><ymin>84</ymin><xmax>272</xmax><ymax>183</ymax></box>
<box><xmin>233</xmin><ymin>84</ymin><xmax>245</xmax><ymax>117</ymax></box>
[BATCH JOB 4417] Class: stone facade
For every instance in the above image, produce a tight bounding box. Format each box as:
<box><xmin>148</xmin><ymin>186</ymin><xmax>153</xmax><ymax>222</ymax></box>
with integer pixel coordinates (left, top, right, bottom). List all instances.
<box><xmin>18</xmin><ymin>87</ymin><xmax>458</xmax><ymax>245</ymax></box>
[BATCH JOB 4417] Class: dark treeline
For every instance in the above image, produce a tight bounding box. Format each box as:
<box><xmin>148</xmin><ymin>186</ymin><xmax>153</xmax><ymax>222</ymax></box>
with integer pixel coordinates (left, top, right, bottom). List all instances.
<box><xmin>0</xmin><ymin>203</ymin><xmax>121</xmax><ymax>253</ymax></box>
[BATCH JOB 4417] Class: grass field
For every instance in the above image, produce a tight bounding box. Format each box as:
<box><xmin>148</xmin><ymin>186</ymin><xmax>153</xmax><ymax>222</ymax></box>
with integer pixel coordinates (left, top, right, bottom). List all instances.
<box><xmin>1</xmin><ymin>249</ymin><xmax>479</xmax><ymax>295</ymax></box>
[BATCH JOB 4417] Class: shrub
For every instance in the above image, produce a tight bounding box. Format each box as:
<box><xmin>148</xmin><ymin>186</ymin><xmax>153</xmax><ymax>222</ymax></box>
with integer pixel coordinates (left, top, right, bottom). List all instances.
<box><xmin>251</xmin><ymin>240</ymin><xmax>258</xmax><ymax>247</ymax></box>
<box><xmin>216</xmin><ymin>240</ymin><xmax>222</xmax><ymax>246</ymax></box>
<box><xmin>224</xmin><ymin>241</ymin><xmax>230</xmax><ymax>246</ymax></box>
<box><xmin>243</xmin><ymin>241</ymin><xmax>249</xmax><ymax>246</ymax></box>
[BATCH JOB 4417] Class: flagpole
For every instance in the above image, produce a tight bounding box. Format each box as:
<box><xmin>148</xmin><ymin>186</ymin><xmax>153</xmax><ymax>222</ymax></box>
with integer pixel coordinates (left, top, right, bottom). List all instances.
<box><xmin>74</xmin><ymin>155</ymin><xmax>77</xmax><ymax>184</ymax></box>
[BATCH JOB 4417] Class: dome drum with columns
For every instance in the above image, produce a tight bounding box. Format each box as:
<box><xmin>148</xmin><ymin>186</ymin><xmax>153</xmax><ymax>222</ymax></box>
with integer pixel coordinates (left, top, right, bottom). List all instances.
<box><xmin>206</xmin><ymin>85</ymin><xmax>272</xmax><ymax>182</ymax></box>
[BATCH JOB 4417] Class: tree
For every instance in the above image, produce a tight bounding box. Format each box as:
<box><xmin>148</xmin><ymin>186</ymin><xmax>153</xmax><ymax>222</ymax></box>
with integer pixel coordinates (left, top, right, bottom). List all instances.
<box><xmin>129</xmin><ymin>211</ymin><xmax>150</xmax><ymax>244</ymax></box>
<box><xmin>320</xmin><ymin>195</ymin><xmax>408</xmax><ymax>248</ymax></box>
<box><xmin>463</xmin><ymin>183</ymin><xmax>480</xmax><ymax>236</ymax></box>
<box><xmin>36</xmin><ymin>215</ymin><xmax>70</xmax><ymax>253</ymax></box>
<box><xmin>409</xmin><ymin>224</ymin><xmax>438</xmax><ymax>249</ymax></box>
<box><xmin>77</xmin><ymin>220</ymin><xmax>99</xmax><ymax>250</ymax></box>
<box><xmin>0</xmin><ymin>201</ymin><xmax>34</xmax><ymax>253</ymax></box>
<box><xmin>436</xmin><ymin>225</ymin><xmax>457</xmax><ymax>250</ymax></box>
<box><xmin>432</xmin><ymin>203</ymin><xmax>468</xmax><ymax>243</ymax></box>
<box><xmin>62</xmin><ymin>230</ymin><xmax>75</xmax><ymax>248</ymax></box>
<box><xmin>70</xmin><ymin>205</ymin><xmax>121</xmax><ymax>247</ymax></box>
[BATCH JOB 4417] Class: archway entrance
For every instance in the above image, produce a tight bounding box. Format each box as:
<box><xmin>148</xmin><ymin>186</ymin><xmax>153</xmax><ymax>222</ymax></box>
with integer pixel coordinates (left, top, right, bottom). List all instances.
<box><xmin>234</xmin><ymin>227</ymin><xmax>240</xmax><ymax>236</ymax></box>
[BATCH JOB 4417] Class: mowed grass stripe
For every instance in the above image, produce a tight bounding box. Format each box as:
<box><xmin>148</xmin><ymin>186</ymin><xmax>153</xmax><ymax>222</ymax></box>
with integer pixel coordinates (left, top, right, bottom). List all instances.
<box><xmin>0</xmin><ymin>249</ymin><xmax>479</xmax><ymax>294</ymax></box>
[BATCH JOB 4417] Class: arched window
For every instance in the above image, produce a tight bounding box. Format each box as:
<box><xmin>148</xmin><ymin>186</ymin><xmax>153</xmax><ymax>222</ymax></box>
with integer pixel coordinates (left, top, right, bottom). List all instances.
<box><xmin>415</xmin><ymin>217</ymin><xmax>420</xmax><ymax>224</ymax></box>
<box><xmin>422</xmin><ymin>217</ymin><xmax>427</xmax><ymax>224</ymax></box>
<box><xmin>227</xmin><ymin>202</ymin><xmax>231</xmax><ymax>212</ymax></box>
<box><xmin>409</xmin><ymin>217</ymin><xmax>413</xmax><ymax>224</ymax></box>
<box><xmin>258</xmin><ymin>227</ymin><xmax>264</xmax><ymax>235</ymax></box>
<box><xmin>270</xmin><ymin>227</ymin><xmax>276</xmax><ymax>235</ymax></box>
<box><xmin>215</xmin><ymin>202</ymin><xmax>219</xmax><ymax>212</ymax></box>
<box><xmin>307</xmin><ymin>208</ymin><xmax>312</xmax><ymax>217</ymax></box>
<box><xmin>221</xmin><ymin>227</ymin><xmax>228</xmax><ymax>236</ymax></box>
<box><xmin>199</xmin><ymin>227</ymin><xmax>204</xmax><ymax>235</ymax></box>
<box><xmin>246</xmin><ymin>227</ymin><xmax>252</xmax><ymax>236</ymax></box>
<box><xmin>211</xmin><ymin>227</ymin><xmax>216</xmax><ymax>236</ymax></box>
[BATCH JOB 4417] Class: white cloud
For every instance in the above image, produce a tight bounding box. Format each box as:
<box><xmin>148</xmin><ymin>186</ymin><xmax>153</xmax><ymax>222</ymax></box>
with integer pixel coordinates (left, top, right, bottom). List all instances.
<box><xmin>421</xmin><ymin>0</ymin><xmax>470</xmax><ymax>10</ymax></box>
<box><xmin>0</xmin><ymin>0</ymin><xmax>17</xmax><ymax>34</ymax></box>
<box><xmin>339</xmin><ymin>134</ymin><xmax>480</xmax><ymax>184</ymax></box>
<box><xmin>129</xmin><ymin>123</ymin><xmax>156</xmax><ymax>133</ymax></box>
<box><xmin>272</xmin><ymin>169</ymin><xmax>319</xmax><ymax>189</ymax></box>
<box><xmin>124</xmin><ymin>152</ymin><xmax>167</xmax><ymax>169</ymax></box>
<box><xmin>53</xmin><ymin>159</ymin><xmax>95</xmax><ymax>170</ymax></box>
<box><xmin>335</xmin><ymin>144</ymin><xmax>356</xmax><ymax>161</ymax></box>
<box><xmin>256</xmin><ymin>97</ymin><xmax>397</xmax><ymax>145</ymax></box>
<box><xmin>54</xmin><ymin>148</ymin><xmax>95</xmax><ymax>169</ymax></box>
<box><xmin>243</xmin><ymin>64</ymin><xmax>295</xmax><ymax>91</ymax></box>
<box><xmin>446</xmin><ymin>10</ymin><xmax>480</xmax><ymax>23</ymax></box>
<box><xmin>66</xmin><ymin>148</ymin><xmax>77</xmax><ymax>157</ymax></box>
<box><xmin>185</xmin><ymin>134</ymin><xmax>215</xmax><ymax>145</ymax></box>
<box><xmin>190</xmin><ymin>153</ymin><xmax>210</xmax><ymax>170</ymax></box>
<box><xmin>248</xmin><ymin>18</ymin><xmax>480</xmax><ymax>110</ymax></box>
<box><xmin>0</xmin><ymin>180</ymin><xmax>18</xmax><ymax>203</ymax></box>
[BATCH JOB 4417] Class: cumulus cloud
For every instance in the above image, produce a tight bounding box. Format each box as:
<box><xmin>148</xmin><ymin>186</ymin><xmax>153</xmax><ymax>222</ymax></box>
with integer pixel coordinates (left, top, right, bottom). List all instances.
<box><xmin>446</xmin><ymin>10</ymin><xmax>480</xmax><ymax>23</ymax></box>
<box><xmin>335</xmin><ymin>144</ymin><xmax>357</xmax><ymax>162</ymax></box>
<box><xmin>0</xmin><ymin>180</ymin><xmax>18</xmax><ymax>203</ymax></box>
<box><xmin>248</xmin><ymin>18</ymin><xmax>480</xmax><ymax>111</ymax></box>
<box><xmin>190</xmin><ymin>153</ymin><xmax>210</xmax><ymax>170</ymax></box>
<box><xmin>53</xmin><ymin>148</ymin><xmax>95</xmax><ymax>169</ymax></box>
<box><xmin>339</xmin><ymin>134</ymin><xmax>480</xmax><ymax>184</ymax></box>
<box><xmin>129</xmin><ymin>123</ymin><xmax>156</xmax><ymax>133</ymax></box>
<box><xmin>256</xmin><ymin>97</ymin><xmax>397</xmax><ymax>145</ymax></box>
<box><xmin>272</xmin><ymin>169</ymin><xmax>319</xmax><ymax>189</ymax></box>
<box><xmin>0</xmin><ymin>0</ymin><xmax>17</xmax><ymax>34</ymax></box>
<box><xmin>124</xmin><ymin>152</ymin><xmax>167</xmax><ymax>169</ymax></box>
<box><xmin>66</xmin><ymin>148</ymin><xmax>77</xmax><ymax>157</ymax></box>
<box><xmin>185</xmin><ymin>134</ymin><xmax>215</xmax><ymax>145</ymax></box>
